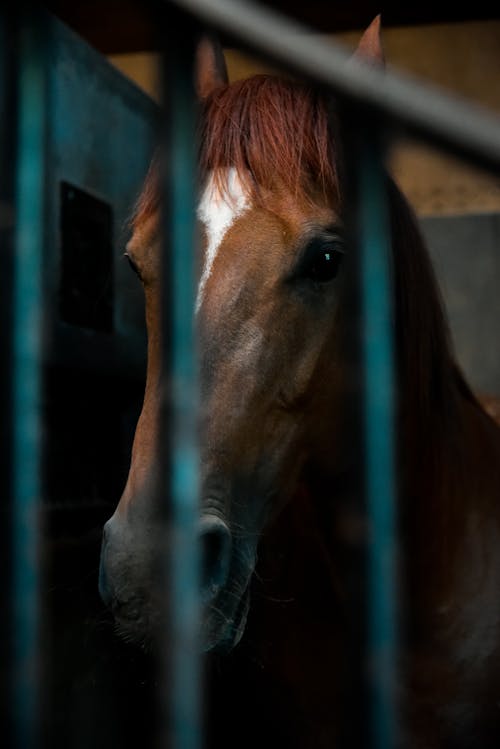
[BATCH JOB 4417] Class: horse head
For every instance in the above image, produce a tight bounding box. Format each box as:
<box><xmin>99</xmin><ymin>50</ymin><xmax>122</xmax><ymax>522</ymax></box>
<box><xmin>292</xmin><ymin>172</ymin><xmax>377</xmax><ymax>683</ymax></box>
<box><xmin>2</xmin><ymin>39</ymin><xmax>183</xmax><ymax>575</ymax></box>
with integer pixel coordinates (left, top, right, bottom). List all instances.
<box><xmin>99</xmin><ymin>20</ymin><xmax>386</xmax><ymax>651</ymax></box>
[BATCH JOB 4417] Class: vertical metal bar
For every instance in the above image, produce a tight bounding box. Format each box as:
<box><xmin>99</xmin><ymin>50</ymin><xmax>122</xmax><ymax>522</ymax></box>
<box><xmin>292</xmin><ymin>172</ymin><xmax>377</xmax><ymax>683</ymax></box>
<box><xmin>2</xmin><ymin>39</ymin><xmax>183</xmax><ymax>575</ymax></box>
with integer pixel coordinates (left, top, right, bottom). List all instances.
<box><xmin>357</xmin><ymin>130</ymin><xmax>399</xmax><ymax>749</ymax></box>
<box><xmin>160</xmin><ymin>8</ymin><xmax>201</xmax><ymax>749</ymax></box>
<box><xmin>0</xmin><ymin>9</ymin><xmax>17</xmax><ymax>742</ymax></box>
<box><xmin>339</xmin><ymin>112</ymin><xmax>399</xmax><ymax>749</ymax></box>
<box><xmin>11</xmin><ymin>8</ymin><xmax>47</xmax><ymax>749</ymax></box>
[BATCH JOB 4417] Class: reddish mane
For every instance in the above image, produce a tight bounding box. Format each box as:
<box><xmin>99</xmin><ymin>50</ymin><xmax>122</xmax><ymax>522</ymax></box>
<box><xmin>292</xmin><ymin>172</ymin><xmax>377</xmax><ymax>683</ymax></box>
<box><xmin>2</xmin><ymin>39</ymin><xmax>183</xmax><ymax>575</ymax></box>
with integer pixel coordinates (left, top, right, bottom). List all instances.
<box><xmin>131</xmin><ymin>75</ymin><xmax>340</xmax><ymax>231</ymax></box>
<box><xmin>199</xmin><ymin>75</ymin><xmax>339</xmax><ymax>203</ymax></box>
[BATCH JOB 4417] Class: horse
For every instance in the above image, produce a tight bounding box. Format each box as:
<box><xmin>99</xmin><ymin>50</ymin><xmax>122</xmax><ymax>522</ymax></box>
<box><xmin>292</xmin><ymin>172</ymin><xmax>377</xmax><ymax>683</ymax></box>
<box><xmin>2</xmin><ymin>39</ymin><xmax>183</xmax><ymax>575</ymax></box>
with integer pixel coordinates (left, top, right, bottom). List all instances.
<box><xmin>98</xmin><ymin>18</ymin><xmax>500</xmax><ymax>748</ymax></box>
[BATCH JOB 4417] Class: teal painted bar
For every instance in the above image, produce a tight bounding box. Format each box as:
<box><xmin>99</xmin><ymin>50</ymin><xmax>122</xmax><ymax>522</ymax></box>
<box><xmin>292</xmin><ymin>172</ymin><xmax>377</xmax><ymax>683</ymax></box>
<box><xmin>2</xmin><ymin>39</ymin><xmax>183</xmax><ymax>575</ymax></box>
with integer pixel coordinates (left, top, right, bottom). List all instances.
<box><xmin>162</xmin><ymin>15</ymin><xmax>201</xmax><ymax>749</ymax></box>
<box><xmin>357</xmin><ymin>134</ymin><xmax>399</xmax><ymax>749</ymax></box>
<box><xmin>12</xmin><ymin>13</ymin><xmax>47</xmax><ymax>749</ymax></box>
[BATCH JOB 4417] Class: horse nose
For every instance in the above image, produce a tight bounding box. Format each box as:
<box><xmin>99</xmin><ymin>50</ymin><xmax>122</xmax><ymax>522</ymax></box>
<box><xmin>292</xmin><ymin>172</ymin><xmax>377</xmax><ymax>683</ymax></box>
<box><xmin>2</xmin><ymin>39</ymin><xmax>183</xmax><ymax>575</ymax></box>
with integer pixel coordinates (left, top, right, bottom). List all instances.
<box><xmin>199</xmin><ymin>515</ymin><xmax>231</xmax><ymax>602</ymax></box>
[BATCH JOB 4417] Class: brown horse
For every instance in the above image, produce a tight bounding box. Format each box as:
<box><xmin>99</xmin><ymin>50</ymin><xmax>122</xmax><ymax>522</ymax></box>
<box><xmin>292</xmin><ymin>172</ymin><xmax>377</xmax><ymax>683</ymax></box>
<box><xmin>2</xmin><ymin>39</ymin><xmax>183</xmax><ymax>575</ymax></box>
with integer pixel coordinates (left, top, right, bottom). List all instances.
<box><xmin>99</xmin><ymin>19</ymin><xmax>500</xmax><ymax>747</ymax></box>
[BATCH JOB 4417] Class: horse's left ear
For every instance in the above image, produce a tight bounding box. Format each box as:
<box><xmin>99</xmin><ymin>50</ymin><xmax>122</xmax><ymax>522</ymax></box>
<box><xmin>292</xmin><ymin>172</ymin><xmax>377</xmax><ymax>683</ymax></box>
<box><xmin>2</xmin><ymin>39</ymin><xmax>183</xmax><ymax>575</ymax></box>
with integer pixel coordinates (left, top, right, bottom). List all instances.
<box><xmin>355</xmin><ymin>15</ymin><xmax>385</xmax><ymax>68</ymax></box>
<box><xmin>195</xmin><ymin>36</ymin><xmax>229</xmax><ymax>99</ymax></box>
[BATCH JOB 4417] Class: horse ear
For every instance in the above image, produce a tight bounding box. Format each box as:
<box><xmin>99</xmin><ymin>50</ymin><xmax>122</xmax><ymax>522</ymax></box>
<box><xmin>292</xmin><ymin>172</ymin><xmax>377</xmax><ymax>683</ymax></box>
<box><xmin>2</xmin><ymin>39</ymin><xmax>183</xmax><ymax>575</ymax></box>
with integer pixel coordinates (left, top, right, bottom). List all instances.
<box><xmin>355</xmin><ymin>15</ymin><xmax>385</xmax><ymax>68</ymax></box>
<box><xmin>195</xmin><ymin>36</ymin><xmax>229</xmax><ymax>99</ymax></box>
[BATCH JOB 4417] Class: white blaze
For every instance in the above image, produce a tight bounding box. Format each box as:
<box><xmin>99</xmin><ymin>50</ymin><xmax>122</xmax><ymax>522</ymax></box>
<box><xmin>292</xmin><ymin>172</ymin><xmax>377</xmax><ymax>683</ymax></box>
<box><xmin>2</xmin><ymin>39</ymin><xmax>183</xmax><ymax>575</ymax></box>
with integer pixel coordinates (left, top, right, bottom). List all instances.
<box><xmin>196</xmin><ymin>168</ymin><xmax>250</xmax><ymax>312</ymax></box>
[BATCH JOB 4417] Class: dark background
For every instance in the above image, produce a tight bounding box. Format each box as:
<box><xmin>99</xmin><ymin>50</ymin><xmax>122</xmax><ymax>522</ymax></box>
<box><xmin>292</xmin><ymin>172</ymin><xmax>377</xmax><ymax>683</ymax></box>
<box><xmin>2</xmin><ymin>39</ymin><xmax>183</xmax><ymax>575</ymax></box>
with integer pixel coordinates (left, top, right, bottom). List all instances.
<box><xmin>45</xmin><ymin>0</ymin><xmax>500</xmax><ymax>54</ymax></box>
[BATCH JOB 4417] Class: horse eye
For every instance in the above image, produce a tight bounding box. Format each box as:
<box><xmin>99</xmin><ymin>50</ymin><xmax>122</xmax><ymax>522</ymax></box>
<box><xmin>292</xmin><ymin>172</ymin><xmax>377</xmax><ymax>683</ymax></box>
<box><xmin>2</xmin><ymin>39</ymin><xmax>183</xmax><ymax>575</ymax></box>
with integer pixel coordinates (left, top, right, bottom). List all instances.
<box><xmin>300</xmin><ymin>239</ymin><xmax>344</xmax><ymax>284</ymax></box>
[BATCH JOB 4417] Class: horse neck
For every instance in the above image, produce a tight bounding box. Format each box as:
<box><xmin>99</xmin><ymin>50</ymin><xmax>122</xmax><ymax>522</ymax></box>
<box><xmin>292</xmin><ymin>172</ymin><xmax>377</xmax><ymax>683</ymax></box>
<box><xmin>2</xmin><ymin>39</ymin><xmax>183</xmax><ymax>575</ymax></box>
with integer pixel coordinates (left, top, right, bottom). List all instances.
<box><xmin>388</xmin><ymin>183</ymin><xmax>500</xmax><ymax>628</ymax></box>
<box><xmin>386</xmin><ymin>178</ymin><xmax>460</xmax><ymax>494</ymax></box>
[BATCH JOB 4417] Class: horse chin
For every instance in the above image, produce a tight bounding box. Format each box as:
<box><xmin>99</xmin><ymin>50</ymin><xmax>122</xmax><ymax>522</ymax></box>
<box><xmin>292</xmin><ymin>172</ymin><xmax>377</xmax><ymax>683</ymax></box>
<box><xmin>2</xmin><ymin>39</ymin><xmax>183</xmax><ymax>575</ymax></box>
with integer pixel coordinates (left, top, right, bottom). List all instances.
<box><xmin>203</xmin><ymin>587</ymin><xmax>251</xmax><ymax>654</ymax></box>
<box><xmin>112</xmin><ymin>609</ymin><xmax>158</xmax><ymax>652</ymax></box>
<box><xmin>111</xmin><ymin>587</ymin><xmax>251</xmax><ymax>654</ymax></box>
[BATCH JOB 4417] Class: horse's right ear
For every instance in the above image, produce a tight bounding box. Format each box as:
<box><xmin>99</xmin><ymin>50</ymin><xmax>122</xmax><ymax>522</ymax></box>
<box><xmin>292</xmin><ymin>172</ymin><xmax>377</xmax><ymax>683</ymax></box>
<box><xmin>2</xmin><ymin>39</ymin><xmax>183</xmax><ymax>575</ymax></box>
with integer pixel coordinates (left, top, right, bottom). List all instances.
<box><xmin>195</xmin><ymin>36</ymin><xmax>228</xmax><ymax>99</ymax></box>
<box><xmin>354</xmin><ymin>15</ymin><xmax>385</xmax><ymax>68</ymax></box>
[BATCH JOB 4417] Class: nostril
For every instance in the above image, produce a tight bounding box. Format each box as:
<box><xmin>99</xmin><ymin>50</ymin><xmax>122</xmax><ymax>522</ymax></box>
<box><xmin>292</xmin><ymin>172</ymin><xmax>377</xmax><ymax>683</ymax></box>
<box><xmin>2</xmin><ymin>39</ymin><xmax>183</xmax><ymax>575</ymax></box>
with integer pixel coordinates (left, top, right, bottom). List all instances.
<box><xmin>199</xmin><ymin>515</ymin><xmax>232</xmax><ymax>602</ymax></box>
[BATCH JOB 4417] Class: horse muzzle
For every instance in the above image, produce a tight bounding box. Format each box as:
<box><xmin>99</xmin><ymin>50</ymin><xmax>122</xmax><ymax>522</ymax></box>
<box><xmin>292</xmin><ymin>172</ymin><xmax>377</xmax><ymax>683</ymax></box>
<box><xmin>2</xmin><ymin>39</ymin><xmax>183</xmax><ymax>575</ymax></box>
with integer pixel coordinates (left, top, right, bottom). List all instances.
<box><xmin>99</xmin><ymin>510</ymin><xmax>256</xmax><ymax>652</ymax></box>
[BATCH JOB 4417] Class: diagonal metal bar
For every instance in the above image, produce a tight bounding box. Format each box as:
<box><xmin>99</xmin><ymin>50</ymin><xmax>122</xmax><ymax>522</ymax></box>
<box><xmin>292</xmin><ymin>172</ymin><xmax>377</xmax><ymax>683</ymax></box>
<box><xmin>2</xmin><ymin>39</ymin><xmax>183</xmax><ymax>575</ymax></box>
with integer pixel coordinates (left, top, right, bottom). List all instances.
<box><xmin>167</xmin><ymin>0</ymin><xmax>500</xmax><ymax>173</ymax></box>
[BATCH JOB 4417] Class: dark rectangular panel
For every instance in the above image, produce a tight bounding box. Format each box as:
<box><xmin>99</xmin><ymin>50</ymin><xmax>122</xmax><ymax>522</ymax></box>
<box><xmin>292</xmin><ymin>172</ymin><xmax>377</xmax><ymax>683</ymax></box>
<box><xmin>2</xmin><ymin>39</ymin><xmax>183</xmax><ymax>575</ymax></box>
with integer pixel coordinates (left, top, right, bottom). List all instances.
<box><xmin>59</xmin><ymin>181</ymin><xmax>113</xmax><ymax>332</ymax></box>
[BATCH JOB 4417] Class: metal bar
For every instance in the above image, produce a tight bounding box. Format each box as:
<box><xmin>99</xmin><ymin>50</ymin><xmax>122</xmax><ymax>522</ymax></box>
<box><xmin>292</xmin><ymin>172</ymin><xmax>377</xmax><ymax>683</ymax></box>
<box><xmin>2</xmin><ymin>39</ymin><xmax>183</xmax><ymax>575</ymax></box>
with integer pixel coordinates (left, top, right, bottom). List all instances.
<box><xmin>11</xmin><ymin>9</ymin><xmax>47</xmax><ymax>749</ymax></box>
<box><xmin>0</xmin><ymin>9</ymin><xmax>17</xmax><ymax>742</ymax></box>
<box><xmin>338</xmin><ymin>120</ymin><xmax>399</xmax><ymax>749</ymax></box>
<box><xmin>168</xmin><ymin>0</ymin><xmax>500</xmax><ymax>173</ymax></box>
<box><xmin>160</xmin><ymin>7</ymin><xmax>201</xmax><ymax>749</ymax></box>
<box><xmin>356</xmin><ymin>132</ymin><xmax>399</xmax><ymax>749</ymax></box>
